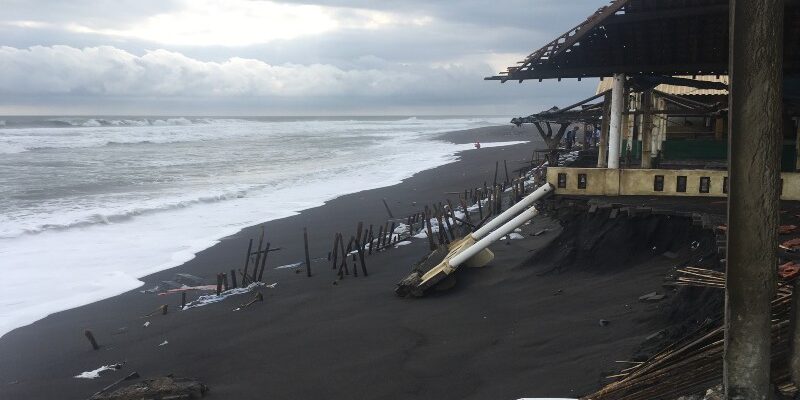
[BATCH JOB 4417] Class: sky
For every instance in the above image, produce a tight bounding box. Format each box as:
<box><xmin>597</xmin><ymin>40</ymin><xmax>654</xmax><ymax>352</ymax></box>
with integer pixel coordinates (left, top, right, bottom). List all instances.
<box><xmin>0</xmin><ymin>0</ymin><xmax>608</xmax><ymax>116</ymax></box>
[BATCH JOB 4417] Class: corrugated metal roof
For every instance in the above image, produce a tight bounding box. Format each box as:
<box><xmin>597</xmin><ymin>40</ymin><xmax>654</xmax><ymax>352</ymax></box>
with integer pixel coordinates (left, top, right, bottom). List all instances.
<box><xmin>596</xmin><ymin>75</ymin><xmax>729</xmax><ymax>96</ymax></box>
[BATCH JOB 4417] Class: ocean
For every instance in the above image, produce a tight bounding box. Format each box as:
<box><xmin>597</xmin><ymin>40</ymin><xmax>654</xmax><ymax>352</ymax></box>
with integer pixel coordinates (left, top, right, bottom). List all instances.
<box><xmin>0</xmin><ymin>116</ymin><xmax>514</xmax><ymax>338</ymax></box>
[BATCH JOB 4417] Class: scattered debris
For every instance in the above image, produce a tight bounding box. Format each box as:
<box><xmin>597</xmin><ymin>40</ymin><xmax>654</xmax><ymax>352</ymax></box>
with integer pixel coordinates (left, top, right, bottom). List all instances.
<box><xmin>638</xmin><ymin>292</ymin><xmax>666</xmax><ymax>303</ymax></box>
<box><xmin>275</xmin><ymin>262</ymin><xmax>303</xmax><ymax>270</ymax></box>
<box><xmin>778</xmin><ymin>261</ymin><xmax>800</xmax><ymax>280</ymax></box>
<box><xmin>75</xmin><ymin>363</ymin><xmax>123</xmax><ymax>379</ymax></box>
<box><xmin>779</xmin><ymin>224</ymin><xmax>798</xmax><ymax>234</ymax></box>
<box><xmin>781</xmin><ymin>237</ymin><xmax>800</xmax><ymax>250</ymax></box>
<box><xmin>158</xmin><ymin>340</ymin><xmax>168</xmax><ymax>347</ymax></box>
<box><xmin>553</xmin><ymin>289</ymin><xmax>563</xmax><ymax>296</ymax></box>
<box><xmin>142</xmin><ymin>321</ymin><xmax>150</xmax><ymax>328</ymax></box>
<box><xmin>182</xmin><ymin>282</ymin><xmax>273</xmax><ymax>310</ymax></box>
<box><xmin>394</xmin><ymin>240</ymin><xmax>412</xmax><ymax>248</ymax></box>
<box><xmin>234</xmin><ymin>292</ymin><xmax>263</xmax><ymax>310</ymax></box>
<box><xmin>532</xmin><ymin>229</ymin><xmax>549</xmax><ymax>236</ymax></box>
<box><xmin>598</xmin><ymin>319</ymin><xmax>610</xmax><ymax>327</ymax></box>
<box><xmin>89</xmin><ymin>376</ymin><xmax>208</xmax><ymax>400</ymax></box>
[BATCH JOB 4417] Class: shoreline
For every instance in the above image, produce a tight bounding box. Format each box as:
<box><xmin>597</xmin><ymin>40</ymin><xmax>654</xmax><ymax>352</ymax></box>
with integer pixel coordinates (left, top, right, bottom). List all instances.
<box><xmin>2</xmin><ymin>123</ymin><xmax>688</xmax><ymax>399</ymax></box>
<box><xmin>0</xmin><ymin>123</ymin><xmax>531</xmax><ymax>339</ymax></box>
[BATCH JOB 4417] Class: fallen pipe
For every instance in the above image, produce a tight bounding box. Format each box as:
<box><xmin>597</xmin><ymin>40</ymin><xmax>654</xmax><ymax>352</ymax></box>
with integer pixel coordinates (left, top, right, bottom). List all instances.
<box><xmin>471</xmin><ymin>183</ymin><xmax>553</xmax><ymax>241</ymax></box>
<box><xmin>405</xmin><ymin>183</ymin><xmax>553</xmax><ymax>295</ymax></box>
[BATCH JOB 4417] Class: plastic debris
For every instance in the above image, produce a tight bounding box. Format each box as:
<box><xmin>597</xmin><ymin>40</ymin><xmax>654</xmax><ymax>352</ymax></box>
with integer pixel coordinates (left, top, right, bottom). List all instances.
<box><xmin>75</xmin><ymin>363</ymin><xmax>123</xmax><ymax>379</ymax></box>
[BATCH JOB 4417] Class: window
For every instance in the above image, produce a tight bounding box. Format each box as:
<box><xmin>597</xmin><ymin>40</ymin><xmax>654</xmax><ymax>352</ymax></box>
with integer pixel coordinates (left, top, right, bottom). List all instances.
<box><xmin>557</xmin><ymin>173</ymin><xmax>567</xmax><ymax>188</ymax></box>
<box><xmin>577</xmin><ymin>173</ymin><xmax>587</xmax><ymax>189</ymax></box>
<box><xmin>676</xmin><ymin>176</ymin><xmax>687</xmax><ymax>193</ymax></box>
<box><xmin>653</xmin><ymin>175</ymin><xmax>664</xmax><ymax>192</ymax></box>
<box><xmin>699</xmin><ymin>177</ymin><xmax>710</xmax><ymax>193</ymax></box>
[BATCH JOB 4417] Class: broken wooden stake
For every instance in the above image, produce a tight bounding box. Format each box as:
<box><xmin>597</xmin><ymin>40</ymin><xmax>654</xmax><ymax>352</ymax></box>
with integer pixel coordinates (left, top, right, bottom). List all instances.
<box><xmin>257</xmin><ymin>242</ymin><xmax>270</xmax><ymax>282</ymax></box>
<box><xmin>303</xmin><ymin>227</ymin><xmax>312</xmax><ymax>277</ymax></box>
<box><xmin>181</xmin><ymin>292</ymin><xmax>186</xmax><ymax>309</ymax></box>
<box><xmin>242</xmin><ymin>238</ymin><xmax>253</xmax><ymax>285</ymax></box>
<box><xmin>230</xmin><ymin>268</ymin><xmax>238</xmax><ymax>289</ymax></box>
<box><xmin>84</xmin><ymin>329</ymin><xmax>100</xmax><ymax>350</ymax></box>
<box><xmin>382</xmin><ymin>198</ymin><xmax>394</xmax><ymax>218</ymax></box>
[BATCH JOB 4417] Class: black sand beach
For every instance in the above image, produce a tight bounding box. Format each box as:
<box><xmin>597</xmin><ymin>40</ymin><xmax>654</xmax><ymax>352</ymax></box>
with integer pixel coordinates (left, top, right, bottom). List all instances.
<box><xmin>0</xmin><ymin>125</ymin><xmax>699</xmax><ymax>399</ymax></box>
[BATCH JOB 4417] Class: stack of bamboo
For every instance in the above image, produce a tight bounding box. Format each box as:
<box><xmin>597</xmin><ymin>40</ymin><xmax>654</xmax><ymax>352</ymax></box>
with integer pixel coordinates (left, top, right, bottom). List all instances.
<box><xmin>584</xmin><ymin>268</ymin><xmax>794</xmax><ymax>399</ymax></box>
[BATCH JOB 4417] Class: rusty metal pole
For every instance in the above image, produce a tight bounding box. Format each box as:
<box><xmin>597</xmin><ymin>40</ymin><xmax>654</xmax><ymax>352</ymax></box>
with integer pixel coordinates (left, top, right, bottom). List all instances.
<box><xmin>724</xmin><ymin>0</ymin><xmax>783</xmax><ymax>399</ymax></box>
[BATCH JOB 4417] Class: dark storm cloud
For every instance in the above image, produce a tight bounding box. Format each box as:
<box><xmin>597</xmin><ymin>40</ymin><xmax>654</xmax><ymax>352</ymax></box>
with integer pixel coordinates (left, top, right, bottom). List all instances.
<box><xmin>0</xmin><ymin>0</ymin><xmax>607</xmax><ymax>115</ymax></box>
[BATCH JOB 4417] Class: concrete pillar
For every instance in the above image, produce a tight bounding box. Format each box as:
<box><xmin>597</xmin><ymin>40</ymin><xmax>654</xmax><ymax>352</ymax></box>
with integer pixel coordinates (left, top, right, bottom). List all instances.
<box><xmin>597</xmin><ymin>92</ymin><xmax>611</xmax><ymax>168</ymax></box>
<box><xmin>608</xmin><ymin>73</ymin><xmax>625</xmax><ymax>169</ymax></box>
<box><xmin>724</xmin><ymin>1</ymin><xmax>783</xmax><ymax>399</ymax></box>
<box><xmin>641</xmin><ymin>90</ymin><xmax>653</xmax><ymax>169</ymax></box>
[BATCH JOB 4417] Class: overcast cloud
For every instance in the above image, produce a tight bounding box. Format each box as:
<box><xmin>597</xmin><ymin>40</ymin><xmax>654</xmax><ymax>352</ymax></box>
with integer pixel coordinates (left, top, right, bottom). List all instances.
<box><xmin>0</xmin><ymin>0</ymin><xmax>607</xmax><ymax>115</ymax></box>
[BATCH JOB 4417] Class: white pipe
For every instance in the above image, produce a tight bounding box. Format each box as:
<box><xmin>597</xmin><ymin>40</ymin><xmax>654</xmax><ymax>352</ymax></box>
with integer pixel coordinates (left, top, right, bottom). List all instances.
<box><xmin>608</xmin><ymin>73</ymin><xmax>625</xmax><ymax>169</ymax></box>
<box><xmin>471</xmin><ymin>183</ymin><xmax>553</xmax><ymax>240</ymax></box>
<box><xmin>449</xmin><ymin>203</ymin><xmax>541</xmax><ymax>267</ymax></box>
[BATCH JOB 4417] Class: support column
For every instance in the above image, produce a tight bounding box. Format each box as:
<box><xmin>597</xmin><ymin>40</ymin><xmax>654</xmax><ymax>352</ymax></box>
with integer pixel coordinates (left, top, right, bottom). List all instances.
<box><xmin>641</xmin><ymin>90</ymin><xmax>653</xmax><ymax>169</ymax></box>
<box><xmin>795</xmin><ymin>118</ymin><xmax>800</xmax><ymax>171</ymax></box>
<box><xmin>715</xmin><ymin>116</ymin><xmax>725</xmax><ymax>141</ymax></box>
<box><xmin>792</xmin><ymin>280</ymin><xmax>800</xmax><ymax>388</ymax></box>
<box><xmin>608</xmin><ymin>73</ymin><xmax>625</xmax><ymax>169</ymax></box>
<box><xmin>597</xmin><ymin>92</ymin><xmax>611</xmax><ymax>168</ymax></box>
<box><xmin>724</xmin><ymin>0</ymin><xmax>783</xmax><ymax>399</ymax></box>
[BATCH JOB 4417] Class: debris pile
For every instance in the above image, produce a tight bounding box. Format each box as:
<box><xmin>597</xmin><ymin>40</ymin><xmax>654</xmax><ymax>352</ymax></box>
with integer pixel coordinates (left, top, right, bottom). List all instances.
<box><xmin>89</xmin><ymin>376</ymin><xmax>208</xmax><ymax>400</ymax></box>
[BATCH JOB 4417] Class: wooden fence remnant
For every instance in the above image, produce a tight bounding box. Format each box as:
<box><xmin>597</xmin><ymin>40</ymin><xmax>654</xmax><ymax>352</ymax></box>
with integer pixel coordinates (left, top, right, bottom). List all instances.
<box><xmin>303</xmin><ymin>228</ymin><xmax>312</xmax><ymax>277</ymax></box>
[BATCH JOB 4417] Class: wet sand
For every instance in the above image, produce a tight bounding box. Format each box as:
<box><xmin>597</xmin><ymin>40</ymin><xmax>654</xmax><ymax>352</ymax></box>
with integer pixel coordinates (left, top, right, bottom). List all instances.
<box><xmin>0</xmin><ymin>124</ymin><xmax>676</xmax><ymax>400</ymax></box>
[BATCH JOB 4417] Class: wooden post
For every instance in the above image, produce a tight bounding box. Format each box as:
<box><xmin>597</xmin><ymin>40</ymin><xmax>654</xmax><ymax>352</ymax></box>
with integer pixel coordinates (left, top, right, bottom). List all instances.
<box><xmin>338</xmin><ymin>236</ymin><xmax>348</xmax><ymax>278</ymax></box>
<box><xmin>382</xmin><ymin>198</ymin><xmax>394</xmax><ymax>218</ymax></box>
<box><xmin>424</xmin><ymin>210</ymin><xmax>436</xmax><ymax>250</ymax></box>
<box><xmin>725</xmin><ymin>1</ymin><xmax>783</xmax><ymax>398</ymax></box>
<box><xmin>242</xmin><ymin>238</ymin><xmax>253</xmax><ymax>285</ymax></box>
<box><xmin>477</xmin><ymin>191</ymin><xmax>483</xmax><ymax>220</ymax></box>
<box><xmin>160</xmin><ymin>304</ymin><xmax>168</xmax><ymax>315</ymax></box>
<box><xmin>216</xmin><ymin>273</ymin><xmax>223</xmax><ymax>296</ymax></box>
<box><xmin>388</xmin><ymin>222</ymin><xmax>396</xmax><ymax>244</ymax></box>
<box><xmin>230</xmin><ymin>268</ymin><xmax>238</xmax><ymax>289</ymax></box>
<box><xmin>222</xmin><ymin>273</ymin><xmax>229</xmax><ymax>291</ymax></box>
<box><xmin>181</xmin><ymin>292</ymin><xmax>186</xmax><ymax>309</ymax></box>
<box><xmin>503</xmin><ymin>160</ymin><xmax>510</xmax><ymax>183</ymax></box>
<box><xmin>351</xmin><ymin>236</ymin><xmax>359</xmax><ymax>277</ymax></box>
<box><xmin>303</xmin><ymin>227</ymin><xmax>311</xmax><ymax>277</ymax></box>
<box><xmin>250</xmin><ymin>226</ymin><xmax>265</xmax><ymax>283</ymax></box>
<box><xmin>641</xmin><ymin>90</ymin><xmax>653</xmax><ymax>169</ymax></box>
<box><xmin>84</xmin><ymin>329</ymin><xmax>100</xmax><ymax>350</ymax></box>
<box><xmin>257</xmin><ymin>242</ymin><xmax>270</xmax><ymax>282</ymax></box>
<box><xmin>375</xmin><ymin>225</ymin><xmax>384</xmax><ymax>251</ymax></box>
<box><xmin>382</xmin><ymin>222</ymin><xmax>390</xmax><ymax>248</ymax></box>
<box><xmin>493</xmin><ymin>161</ymin><xmax>499</xmax><ymax>186</ymax></box>
<box><xmin>355</xmin><ymin>234</ymin><xmax>368</xmax><ymax>277</ymax></box>
<box><xmin>331</xmin><ymin>233</ymin><xmax>341</xmax><ymax>269</ymax></box>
